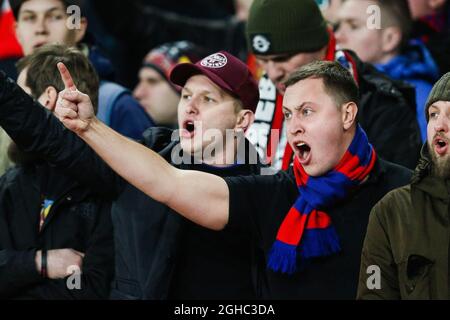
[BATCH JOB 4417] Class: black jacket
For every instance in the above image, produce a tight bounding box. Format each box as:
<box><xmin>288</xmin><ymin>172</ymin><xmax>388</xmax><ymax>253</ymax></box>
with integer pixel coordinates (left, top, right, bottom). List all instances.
<box><xmin>0</xmin><ymin>161</ymin><xmax>114</xmax><ymax>299</ymax></box>
<box><xmin>111</xmin><ymin>129</ymin><xmax>262</xmax><ymax>300</ymax></box>
<box><xmin>0</xmin><ymin>71</ymin><xmax>263</xmax><ymax>299</ymax></box>
<box><xmin>225</xmin><ymin>157</ymin><xmax>413</xmax><ymax>299</ymax></box>
<box><xmin>350</xmin><ymin>51</ymin><xmax>422</xmax><ymax>169</ymax></box>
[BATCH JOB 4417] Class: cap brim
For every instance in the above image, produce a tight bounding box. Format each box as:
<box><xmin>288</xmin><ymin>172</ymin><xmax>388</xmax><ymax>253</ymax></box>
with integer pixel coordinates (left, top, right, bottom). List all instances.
<box><xmin>170</xmin><ymin>63</ymin><xmax>235</xmax><ymax>96</ymax></box>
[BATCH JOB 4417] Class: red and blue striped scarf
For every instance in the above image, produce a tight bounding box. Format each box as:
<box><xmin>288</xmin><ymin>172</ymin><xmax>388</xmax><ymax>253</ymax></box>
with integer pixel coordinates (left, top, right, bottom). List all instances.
<box><xmin>268</xmin><ymin>125</ymin><xmax>377</xmax><ymax>274</ymax></box>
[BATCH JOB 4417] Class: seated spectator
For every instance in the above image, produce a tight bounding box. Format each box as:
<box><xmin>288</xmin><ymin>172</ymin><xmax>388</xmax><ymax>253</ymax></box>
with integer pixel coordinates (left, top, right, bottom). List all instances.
<box><xmin>335</xmin><ymin>0</ymin><xmax>440</xmax><ymax>141</ymax></box>
<box><xmin>133</xmin><ymin>41</ymin><xmax>204</xmax><ymax>128</ymax></box>
<box><xmin>0</xmin><ymin>44</ymin><xmax>114</xmax><ymax>299</ymax></box>
<box><xmin>10</xmin><ymin>0</ymin><xmax>154</xmax><ymax>139</ymax></box>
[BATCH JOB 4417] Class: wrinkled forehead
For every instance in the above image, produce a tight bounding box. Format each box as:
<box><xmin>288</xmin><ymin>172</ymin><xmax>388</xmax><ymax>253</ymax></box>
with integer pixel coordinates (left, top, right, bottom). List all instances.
<box><xmin>429</xmin><ymin>101</ymin><xmax>450</xmax><ymax>111</ymax></box>
<box><xmin>283</xmin><ymin>77</ymin><xmax>334</xmax><ymax>108</ymax></box>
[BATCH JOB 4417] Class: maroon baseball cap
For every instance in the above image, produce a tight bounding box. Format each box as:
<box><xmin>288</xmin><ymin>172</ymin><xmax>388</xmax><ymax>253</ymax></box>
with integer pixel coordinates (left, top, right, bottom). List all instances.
<box><xmin>170</xmin><ymin>51</ymin><xmax>259</xmax><ymax>112</ymax></box>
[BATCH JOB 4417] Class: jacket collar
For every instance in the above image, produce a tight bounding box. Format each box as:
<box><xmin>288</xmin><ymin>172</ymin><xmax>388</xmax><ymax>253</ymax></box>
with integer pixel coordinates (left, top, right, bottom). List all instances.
<box><xmin>412</xmin><ymin>143</ymin><xmax>450</xmax><ymax>202</ymax></box>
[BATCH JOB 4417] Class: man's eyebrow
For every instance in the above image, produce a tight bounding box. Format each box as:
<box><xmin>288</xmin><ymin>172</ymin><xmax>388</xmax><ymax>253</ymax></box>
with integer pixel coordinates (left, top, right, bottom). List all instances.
<box><xmin>21</xmin><ymin>7</ymin><xmax>63</xmax><ymax>14</ymax></box>
<box><xmin>282</xmin><ymin>102</ymin><xmax>309</xmax><ymax>112</ymax></box>
<box><xmin>181</xmin><ymin>87</ymin><xmax>192</xmax><ymax>94</ymax></box>
<box><xmin>182</xmin><ymin>87</ymin><xmax>222</xmax><ymax>97</ymax></box>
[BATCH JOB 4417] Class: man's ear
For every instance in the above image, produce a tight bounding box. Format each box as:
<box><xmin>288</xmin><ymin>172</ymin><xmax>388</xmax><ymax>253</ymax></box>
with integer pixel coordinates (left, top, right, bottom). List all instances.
<box><xmin>40</xmin><ymin>86</ymin><xmax>59</xmax><ymax>111</ymax></box>
<box><xmin>234</xmin><ymin>110</ymin><xmax>255</xmax><ymax>133</ymax></box>
<box><xmin>381</xmin><ymin>27</ymin><xmax>403</xmax><ymax>54</ymax></box>
<box><xmin>341</xmin><ymin>101</ymin><xmax>358</xmax><ymax>130</ymax></box>
<box><xmin>74</xmin><ymin>17</ymin><xmax>88</xmax><ymax>43</ymax></box>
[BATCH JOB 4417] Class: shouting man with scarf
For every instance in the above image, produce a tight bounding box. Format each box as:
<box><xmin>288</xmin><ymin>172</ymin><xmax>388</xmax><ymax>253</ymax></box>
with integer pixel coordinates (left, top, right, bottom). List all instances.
<box><xmin>52</xmin><ymin>59</ymin><xmax>412</xmax><ymax>299</ymax></box>
<box><xmin>245</xmin><ymin>0</ymin><xmax>421</xmax><ymax>171</ymax></box>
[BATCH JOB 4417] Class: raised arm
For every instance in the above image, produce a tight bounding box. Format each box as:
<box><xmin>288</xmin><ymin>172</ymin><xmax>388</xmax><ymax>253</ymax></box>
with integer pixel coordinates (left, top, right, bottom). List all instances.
<box><xmin>55</xmin><ymin>63</ymin><xmax>230</xmax><ymax>230</ymax></box>
<box><xmin>0</xmin><ymin>71</ymin><xmax>122</xmax><ymax>196</ymax></box>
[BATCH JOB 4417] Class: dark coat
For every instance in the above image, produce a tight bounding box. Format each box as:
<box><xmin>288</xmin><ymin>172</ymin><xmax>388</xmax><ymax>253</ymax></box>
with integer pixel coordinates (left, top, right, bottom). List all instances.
<box><xmin>0</xmin><ymin>162</ymin><xmax>114</xmax><ymax>299</ymax></box>
<box><xmin>0</xmin><ymin>71</ymin><xmax>263</xmax><ymax>299</ymax></box>
<box><xmin>357</xmin><ymin>145</ymin><xmax>450</xmax><ymax>299</ymax></box>
<box><xmin>343</xmin><ymin>51</ymin><xmax>422</xmax><ymax>169</ymax></box>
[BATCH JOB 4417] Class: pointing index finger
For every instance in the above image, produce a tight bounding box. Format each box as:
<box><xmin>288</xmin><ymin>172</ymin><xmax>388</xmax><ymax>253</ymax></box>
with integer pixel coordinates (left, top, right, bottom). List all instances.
<box><xmin>57</xmin><ymin>62</ymin><xmax>77</xmax><ymax>91</ymax></box>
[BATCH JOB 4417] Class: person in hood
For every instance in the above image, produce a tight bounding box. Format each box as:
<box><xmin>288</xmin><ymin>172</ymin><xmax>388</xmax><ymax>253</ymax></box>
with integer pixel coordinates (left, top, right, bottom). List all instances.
<box><xmin>357</xmin><ymin>72</ymin><xmax>450</xmax><ymax>300</ymax></box>
<box><xmin>335</xmin><ymin>0</ymin><xmax>440</xmax><ymax>142</ymax></box>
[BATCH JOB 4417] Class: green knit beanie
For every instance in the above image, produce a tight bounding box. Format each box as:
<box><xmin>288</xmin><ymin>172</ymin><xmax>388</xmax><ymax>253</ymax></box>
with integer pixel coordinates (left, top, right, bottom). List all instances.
<box><xmin>426</xmin><ymin>72</ymin><xmax>450</xmax><ymax>122</ymax></box>
<box><xmin>246</xmin><ymin>0</ymin><xmax>329</xmax><ymax>55</ymax></box>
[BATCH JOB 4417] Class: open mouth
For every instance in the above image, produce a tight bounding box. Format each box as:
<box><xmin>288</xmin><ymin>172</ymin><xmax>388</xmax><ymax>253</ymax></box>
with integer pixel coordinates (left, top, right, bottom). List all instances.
<box><xmin>434</xmin><ymin>137</ymin><xmax>448</xmax><ymax>155</ymax></box>
<box><xmin>181</xmin><ymin>120</ymin><xmax>196</xmax><ymax>138</ymax></box>
<box><xmin>295</xmin><ymin>142</ymin><xmax>311</xmax><ymax>164</ymax></box>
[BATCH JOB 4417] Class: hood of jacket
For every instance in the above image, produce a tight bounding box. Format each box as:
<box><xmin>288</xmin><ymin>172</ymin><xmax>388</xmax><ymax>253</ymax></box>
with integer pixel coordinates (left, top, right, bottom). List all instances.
<box><xmin>411</xmin><ymin>143</ymin><xmax>450</xmax><ymax>202</ymax></box>
<box><xmin>376</xmin><ymin>39</ymin><xmax>440</xmax><ymax>83</ymax></box>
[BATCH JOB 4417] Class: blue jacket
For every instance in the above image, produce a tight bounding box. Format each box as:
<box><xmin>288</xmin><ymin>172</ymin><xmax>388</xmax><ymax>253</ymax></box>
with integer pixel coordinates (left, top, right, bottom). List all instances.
<box><xmin>376</xmin><ymin>40</ymin><xmax>440</xmax><ymax>142</ymax></box>
<box><xmin>88</xmin><ymin>46</ymin><xmax>155</xmax><ymax>140</ymax></box>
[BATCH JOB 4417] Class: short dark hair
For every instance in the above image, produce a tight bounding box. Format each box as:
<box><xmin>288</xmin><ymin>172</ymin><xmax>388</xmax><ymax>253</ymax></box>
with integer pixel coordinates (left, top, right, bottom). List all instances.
<box><xmin>377</xmin><ymin>0</ymin><xmax>413</xmax><ymax>49</ymax></box>
<box><xmin>16</xmin><ymin>44</ymin><xmax>99</xmax><ymax>112</ymax></box>
<box><xmin>10</xmin><ymin>0</ymin><xmax>85</xmax><ymax>19</ymax></box>
<box><xmin>284</xmin><ymin>60</ymin><xmax>359</xmax><ymax>107</ymax></box>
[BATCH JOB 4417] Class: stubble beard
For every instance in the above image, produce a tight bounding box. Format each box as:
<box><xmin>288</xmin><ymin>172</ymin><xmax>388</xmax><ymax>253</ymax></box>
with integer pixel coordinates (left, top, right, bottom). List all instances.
<box><xmin>428</xmin><ymin>141</ymin><xmax>450</xmax><ymax>179</ymax></box>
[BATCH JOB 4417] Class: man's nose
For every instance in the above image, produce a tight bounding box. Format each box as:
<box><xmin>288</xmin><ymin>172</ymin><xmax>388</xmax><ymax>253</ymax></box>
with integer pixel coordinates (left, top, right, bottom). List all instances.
<box><xmin>35</xmin><ymin>17</ymin><xmax>48</xmax><ymax>35</ymax></box>
<box><xmin>265</xmin><ymin>61</ymin><xmax>284</xmax><ymax>84</ymax></box>
<box><xmin>287</xmin><ymin>116</ymin><xmax>304</xmax><ymax>135</ymax></box>
<box><xmin>133</xmin><ymin>84</ymin><xmax>146</xmax><ymax>100</ymax></box>
<box><xmin>434</xmin><ymin>115</ymin><xmax>449</xmax><ymax>133</ymax></box>
<box><xmin>184</xmin><ymin>98</ymin><xmax>199</xmax><ymax>114</ymax></box>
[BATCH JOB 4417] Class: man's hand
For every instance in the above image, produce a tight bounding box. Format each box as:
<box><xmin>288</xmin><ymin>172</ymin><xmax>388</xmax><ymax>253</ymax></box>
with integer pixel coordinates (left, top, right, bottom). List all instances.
<box><xmin>35</xmin><ymin>249</ymin><xmax>85</xmax><ymax>279</ymax></box>
<box><xmin>54</xmin><ymin>62</ymin><xmax>96</xmax><ymax>134</ymax></box>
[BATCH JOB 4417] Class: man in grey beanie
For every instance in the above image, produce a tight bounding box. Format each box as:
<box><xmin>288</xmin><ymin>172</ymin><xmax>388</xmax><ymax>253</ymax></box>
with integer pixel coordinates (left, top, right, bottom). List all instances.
<box><xmin>245</xmin><ymin>0</ymin><xmax>422</xmax><ymax>171</ymax></box>
<box><xmin>358</xmin><ymin>72</ymin><xmax>450</xmax><ymax>300</ymax></box>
